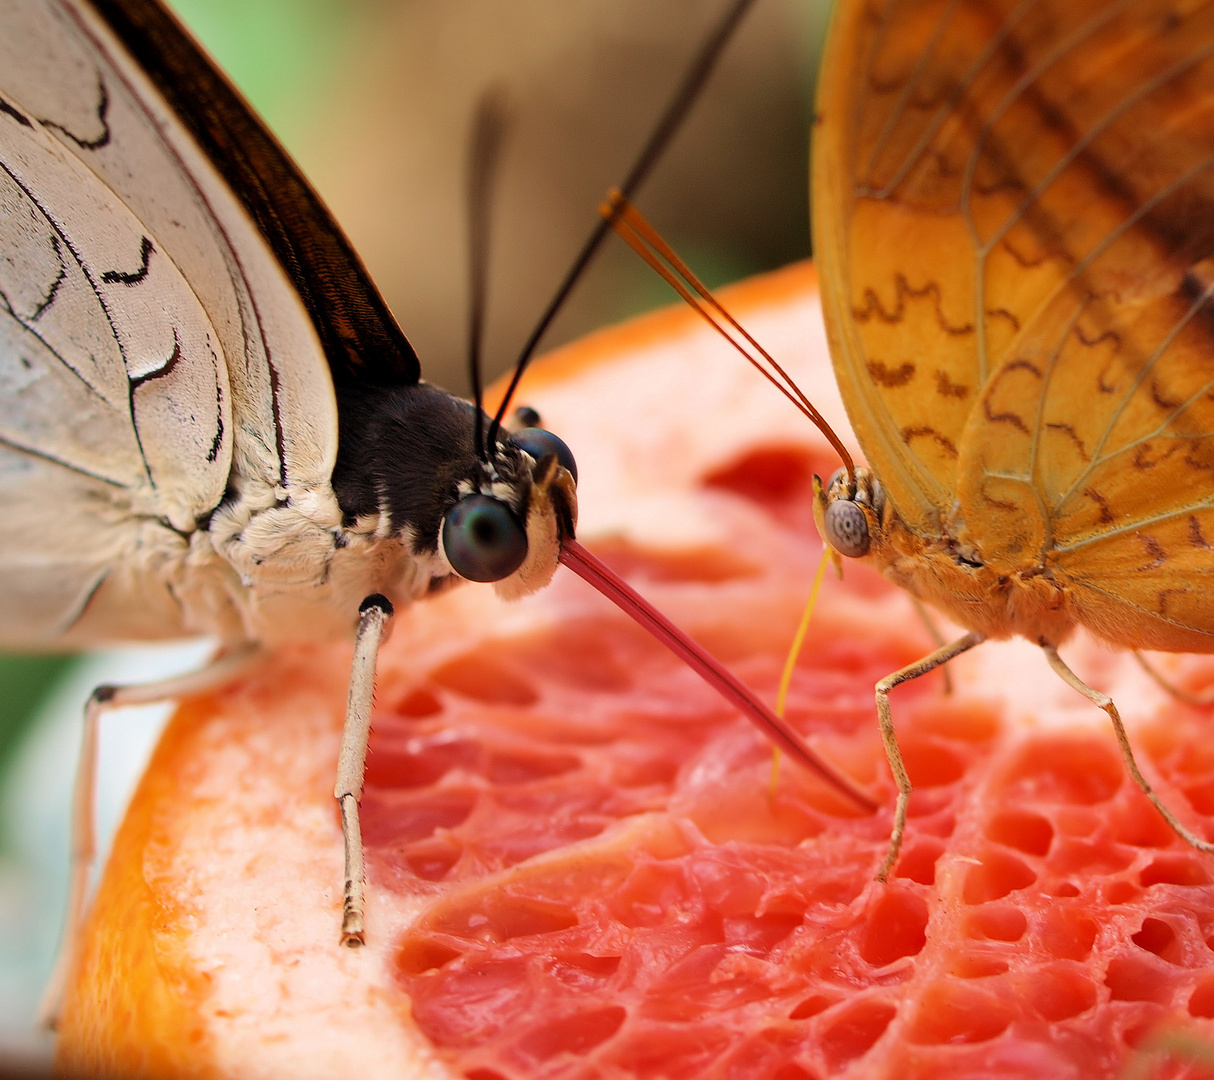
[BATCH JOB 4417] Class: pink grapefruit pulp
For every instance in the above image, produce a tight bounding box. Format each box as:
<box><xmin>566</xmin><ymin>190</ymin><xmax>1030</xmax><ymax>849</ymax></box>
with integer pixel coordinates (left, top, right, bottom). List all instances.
<box><xmin>57</xmin><ymin>263</ymin><xmax>1214</xmax><ymax>1079</ymax></box>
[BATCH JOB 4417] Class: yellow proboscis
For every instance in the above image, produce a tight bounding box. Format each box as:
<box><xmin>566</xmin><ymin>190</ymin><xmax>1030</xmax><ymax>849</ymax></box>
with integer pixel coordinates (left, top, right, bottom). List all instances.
<box><xmin>770</xmin><ymin>548</ymin><xmax>831</xmax><ymax>797</ymax></box>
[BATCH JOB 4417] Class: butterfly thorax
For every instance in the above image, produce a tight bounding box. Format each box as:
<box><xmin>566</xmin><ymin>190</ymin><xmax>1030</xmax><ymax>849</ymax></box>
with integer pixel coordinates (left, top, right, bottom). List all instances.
<box><xmin>329</xmin><ymin>382</ymin><xmax>576</xmax><ymax>598</ymax></box>
<box><xmin>814</xmin><ymin>467</ymin><xmax>1077</xmax><ymax>647</ymax></box>
<box><xmin>191</xmin><ymin>383</ymin><xmax>575</xmax><ymax>648</ymax></box>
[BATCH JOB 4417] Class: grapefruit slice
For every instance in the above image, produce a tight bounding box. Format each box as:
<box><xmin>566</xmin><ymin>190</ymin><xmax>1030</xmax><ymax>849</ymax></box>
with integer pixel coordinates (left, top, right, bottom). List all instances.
<box><xmin>58</xmin><ymin>264</ymin><xmax>1214</xmax><ymax>1079</ymax></box>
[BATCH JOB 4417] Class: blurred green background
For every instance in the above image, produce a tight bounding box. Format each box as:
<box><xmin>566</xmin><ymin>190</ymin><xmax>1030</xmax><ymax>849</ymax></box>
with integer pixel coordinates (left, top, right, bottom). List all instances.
<box><xmin>0</xmin><ymin>0</ymin><xmax>831</xmax><ymax>1061</ymax></box>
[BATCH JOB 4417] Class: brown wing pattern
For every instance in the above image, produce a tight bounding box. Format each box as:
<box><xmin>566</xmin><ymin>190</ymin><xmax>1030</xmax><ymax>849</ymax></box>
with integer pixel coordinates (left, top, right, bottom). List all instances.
<box><xmin>816</xmin><ymin>0</ymin><xmax>1214</xmax><ymax>647</ymax></box>
<box><xmin>87</xmin><ymin>0</ymin><xmax>421</xmax><ymax>388</ymax></box>
<box><xmin>815</xmin><ymin>0</ymin><xmax>1061</xmax><ymax>532</ymax></box>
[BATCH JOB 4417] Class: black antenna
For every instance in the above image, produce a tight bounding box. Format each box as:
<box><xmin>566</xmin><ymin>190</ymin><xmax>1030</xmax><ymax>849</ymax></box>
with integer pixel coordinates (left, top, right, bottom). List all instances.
<box><xmin>466</xmin><ymin>88</ymin><xmax>511</xmax><ymax>462</ymax></box>
<box><xmin>488</xmin><ymin>0</ymin><xmax>757</xmax><ymax>447</ymax></box>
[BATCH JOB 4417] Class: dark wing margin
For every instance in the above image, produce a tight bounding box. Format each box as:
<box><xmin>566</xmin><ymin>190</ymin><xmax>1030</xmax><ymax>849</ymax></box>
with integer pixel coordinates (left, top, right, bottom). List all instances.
<box><xmin>86</xmin><ymin>0</ymin><xmax>420</xmax><ymax>387</ymax></box>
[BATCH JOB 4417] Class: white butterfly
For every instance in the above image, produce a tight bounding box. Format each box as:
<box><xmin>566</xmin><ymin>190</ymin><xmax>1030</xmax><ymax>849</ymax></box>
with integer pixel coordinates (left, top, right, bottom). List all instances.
<box><xmin>0</xmin><ymin>0</ymin><xmax>871</xmax><ymax>1023</ymax></box>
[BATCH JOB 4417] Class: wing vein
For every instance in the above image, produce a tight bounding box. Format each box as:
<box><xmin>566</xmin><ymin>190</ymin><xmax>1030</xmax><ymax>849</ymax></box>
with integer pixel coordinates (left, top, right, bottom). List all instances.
<box><xmin>965</xmin><ymin>0</ymin><xmax>1136</xmax><ymax>382</ymax></box>
<box><xmin>1030</xmin><ymin>293</ymin><xmax>1089</xmax><ymax>555</ymax></box>
<box><xmin>0</xmin><ymin>430</ymin><xmax>131</xmax><ymax>488</ymax></box>
<box><xmin>1048</xmin><ymin>153</ymin><xmax>1214</xmax><ymax>510</ymax></box>
<box><xmin>71</xmin><ymin>8</ymin><xmax>288</xmax><ymax>489</ymax></box>
<box><xmin>976</xmin><ymin>35</ymin><xmax>1214</xmax><ymax>265</ymax></box>
<box><xmin>861</xmin><ymin>0</ymin><xmax>971</xmax><ymax>195</ymax></box>
<box><xmin>0</xmin><ymin>293</ymin><xmax>122</xmax><ymax>410</ymax></box>
<box><xmin>1055</xmin><ymin>496</ymin><xmax>1214</xmax><ymax>555</ymax></box>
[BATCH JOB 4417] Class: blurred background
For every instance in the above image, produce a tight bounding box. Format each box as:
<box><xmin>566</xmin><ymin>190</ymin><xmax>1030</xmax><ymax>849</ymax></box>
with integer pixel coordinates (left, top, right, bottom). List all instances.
<box><xmin>0</xmin><ymin>0</ymin><xmax>831</xmax><ymax>1062</ymax></box>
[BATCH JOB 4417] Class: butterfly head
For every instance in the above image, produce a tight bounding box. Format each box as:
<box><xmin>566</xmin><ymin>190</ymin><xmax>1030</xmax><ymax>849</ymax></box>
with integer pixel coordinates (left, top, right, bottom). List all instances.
<box><xmin>441</xmin><ymin>422</ymin><xmax>578</xmax><ymax>599</ymax></box>
<box><xmin>813</xmin><ymin>466</ymin><xmax>885</xmax><ymax>561</ymax></box>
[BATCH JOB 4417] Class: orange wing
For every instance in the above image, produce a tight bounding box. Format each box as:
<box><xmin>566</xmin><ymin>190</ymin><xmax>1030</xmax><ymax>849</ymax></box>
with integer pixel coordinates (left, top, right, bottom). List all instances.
<box><xmin>815</xmin><ymin>0</ymin><xmax>1214</xmax><ymax>649</ymax></box>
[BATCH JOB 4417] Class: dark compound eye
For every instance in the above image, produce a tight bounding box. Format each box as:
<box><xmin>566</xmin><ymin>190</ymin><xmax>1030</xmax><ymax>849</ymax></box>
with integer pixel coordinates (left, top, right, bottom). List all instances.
<box><xmin>823</xmin><ymin>499</ymin><xmax>870</xmax><ymax>558</ymax></box>
<box><xmin>442</xmin><ymin>494</ymin><xmax>529</xmax><ymax>582</ymax></box>
<box><xmin>510</xmin><ymin>427</ymin><xmax>577</xmax><ymax>483</ymax></box>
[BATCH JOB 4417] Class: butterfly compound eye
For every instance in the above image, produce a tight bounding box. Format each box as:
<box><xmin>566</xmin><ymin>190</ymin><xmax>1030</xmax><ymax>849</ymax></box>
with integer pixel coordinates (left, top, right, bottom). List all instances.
<box><xmin>443</xmin><ymin>495</ymin><xmax>529</xmax><ymax>581</ymax></box>
<box><xmin>510</xmin><ymin>428</ymin><xmax>578</xmax><ymax>483</ymax></box>
<box><xmin>823</xmin><ymin>499</ymin><xmax>870</xmax><ymax>558</ymax></box>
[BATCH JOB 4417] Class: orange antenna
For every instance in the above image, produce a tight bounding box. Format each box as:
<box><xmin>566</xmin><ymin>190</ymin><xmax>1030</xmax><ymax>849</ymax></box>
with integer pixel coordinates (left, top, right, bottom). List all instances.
<box><xmin>600</xmin><ymin>190</ymin><xmax>855</xmax><ymax>482</ymax></box>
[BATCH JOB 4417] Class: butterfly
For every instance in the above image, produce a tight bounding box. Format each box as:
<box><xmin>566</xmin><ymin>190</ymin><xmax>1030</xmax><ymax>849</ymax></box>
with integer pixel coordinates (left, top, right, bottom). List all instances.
<box><xmin>0</xmin><ymin>0</ymin><xmax>877</xmax><ymax>1022</ymax></box>
<box><xmin>809</xmin><ymin>0</ymin><xmax>1214</xmax><ymax>876</ymax></box>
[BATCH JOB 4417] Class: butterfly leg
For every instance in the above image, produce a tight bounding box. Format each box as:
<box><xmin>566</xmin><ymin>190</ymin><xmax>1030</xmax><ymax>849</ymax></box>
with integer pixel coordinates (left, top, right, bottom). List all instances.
<box><xmin>1133</xmin><ymin>651</ymin><xmax>1214</xmax><ymax>707</ymax></box>
<box><xmin>1043</xmin><ymin>645</ymin><xmax>1214</xmax><ymax>854</ymax></box>
<box><xmin>37</xmin><ymin>644</ymin><xmax>263</xmax><ymax>1029</ymax></box>
<box><xmin>875</xmin><ymin>631</ymin><xmax>986</xmax><ymax>881</ymax></box>
<box><xmin>910</xmin><ymin>597</ymin><xmax>953</xmax><ymax>695</ymax></box>
<box><xmin>334</xmin><ymin>594</ymin><xmax>394</xmax><ymax>947</ymax></box>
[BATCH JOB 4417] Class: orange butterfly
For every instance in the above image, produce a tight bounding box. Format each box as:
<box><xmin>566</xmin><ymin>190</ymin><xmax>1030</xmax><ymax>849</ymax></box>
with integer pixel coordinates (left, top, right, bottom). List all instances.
<box><xmin>812</xmin><ymin>0</ymin><xmax>1214</xmax><ymax>874</ymax></box>
<box><xmin>604</xmin><ymin>0</ymin><xmax>1214</xmax><ymax>883</ymax></box>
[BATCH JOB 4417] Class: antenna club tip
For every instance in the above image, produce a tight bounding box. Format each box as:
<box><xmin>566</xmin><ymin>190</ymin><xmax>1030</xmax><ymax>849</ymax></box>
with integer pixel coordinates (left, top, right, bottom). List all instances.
<box><xmin>599</xmin><ymin>189</ymin><xmax>628</xmax><ymax>223</ymax></box>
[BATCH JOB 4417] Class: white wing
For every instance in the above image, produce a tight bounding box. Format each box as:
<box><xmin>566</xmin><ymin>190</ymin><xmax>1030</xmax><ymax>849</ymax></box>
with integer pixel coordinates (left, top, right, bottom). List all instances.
<box><xmin>0</xmin><ymin>0</ymin><xmax>339</xmax><ymax>647</ymax></box>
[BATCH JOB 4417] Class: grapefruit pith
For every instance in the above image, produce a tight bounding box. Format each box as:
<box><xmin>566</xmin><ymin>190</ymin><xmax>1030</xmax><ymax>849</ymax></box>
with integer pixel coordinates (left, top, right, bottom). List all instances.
<box><xmin>59</xmin><ymin>264</ymin><xmax>1214</xmax><ymax>1079</ymax></box>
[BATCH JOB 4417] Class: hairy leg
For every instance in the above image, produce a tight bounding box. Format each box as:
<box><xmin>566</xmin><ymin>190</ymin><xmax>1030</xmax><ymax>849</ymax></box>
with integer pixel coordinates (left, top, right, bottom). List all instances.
<box><xmin>334</xmin><ymin>595</ymin><xmax>394</xmax><ymax>947</ymax></box>
<box><xmin>38</xmin><ymin>644</ymin><xmax>263</xmax><ymax>1028</ymax></box>
<box><xmin>1133</xmin><ymin>651</ymin><xmax>1214</xmax><ymax>708</ymax></box>
<box><xmin>874</xmin><ymin>631</ymin><xmax>985</xmax><ymax>882</ymax></box>
<box><xmin>1045</xmin><ymin>645</ymin><xmax>1214</xmax><ymax>855</ymax></box>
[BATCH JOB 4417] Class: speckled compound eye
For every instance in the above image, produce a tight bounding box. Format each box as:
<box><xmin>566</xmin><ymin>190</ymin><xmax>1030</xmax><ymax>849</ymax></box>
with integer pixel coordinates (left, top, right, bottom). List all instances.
<box><xmin>510</xmin><ymin>427</ymin><xmax>578</xmax><ymax>483</ymax></box>
<box><xmin>443</xmin><ymin>495</ymin><xmax>529</xmax><ymax>581</ymax></box>
<box><xmin>824</xmin><ymin>499</ymin><xmax>870</xmax><ymax>558</ymax></box>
